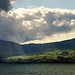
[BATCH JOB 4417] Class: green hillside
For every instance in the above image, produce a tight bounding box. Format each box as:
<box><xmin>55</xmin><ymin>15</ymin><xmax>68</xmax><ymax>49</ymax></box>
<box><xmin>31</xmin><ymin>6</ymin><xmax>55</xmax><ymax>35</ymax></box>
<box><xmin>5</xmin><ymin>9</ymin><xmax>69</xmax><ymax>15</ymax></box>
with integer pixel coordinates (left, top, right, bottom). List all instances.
<box><xmin>0</xmin><ymin>38</ymin><xmax>75</xmax><ymax>63</ymax></box>
<box><xmin>2</xmin><ymin>50</ymin><xmax>75</xmax><ymax>63</ymax></box>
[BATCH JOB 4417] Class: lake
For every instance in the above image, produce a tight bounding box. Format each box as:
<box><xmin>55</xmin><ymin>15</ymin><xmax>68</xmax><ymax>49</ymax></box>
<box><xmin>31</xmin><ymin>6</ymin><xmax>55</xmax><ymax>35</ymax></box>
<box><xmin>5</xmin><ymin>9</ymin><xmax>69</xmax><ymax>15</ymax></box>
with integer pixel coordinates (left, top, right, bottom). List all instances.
<box><xmin>0</xmin><ymin>63</ymin><xmax>75</xmax><ymax>75</ymax></box>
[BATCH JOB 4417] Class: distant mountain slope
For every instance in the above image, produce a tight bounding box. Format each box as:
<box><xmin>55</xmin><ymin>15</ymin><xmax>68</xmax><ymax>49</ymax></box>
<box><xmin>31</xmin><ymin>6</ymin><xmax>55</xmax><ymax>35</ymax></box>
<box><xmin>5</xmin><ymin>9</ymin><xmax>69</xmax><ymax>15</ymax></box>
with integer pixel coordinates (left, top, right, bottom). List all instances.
<box><xmin>0</xmin><ymin>38</ymin><xmax>75</xmax><ymax>59</ymax></box>
<box><xmin>21</xmin><ymin>38</ymin><xmax>75</xmax><ymax>54</ymax></box>
<box><xmin>0</xmin><ymin>40</ymin><xmax>24</xmax><ymax>58</ymax></box>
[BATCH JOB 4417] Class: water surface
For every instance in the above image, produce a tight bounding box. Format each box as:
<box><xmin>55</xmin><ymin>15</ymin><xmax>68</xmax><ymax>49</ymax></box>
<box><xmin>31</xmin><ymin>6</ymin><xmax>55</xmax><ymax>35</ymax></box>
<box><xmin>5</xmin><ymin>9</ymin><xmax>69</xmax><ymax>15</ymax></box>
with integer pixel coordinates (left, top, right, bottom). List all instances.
<box><xmin>0</xmin><ymin>63</ymin><xmax>75</xmax><ymax>75</ymax></box>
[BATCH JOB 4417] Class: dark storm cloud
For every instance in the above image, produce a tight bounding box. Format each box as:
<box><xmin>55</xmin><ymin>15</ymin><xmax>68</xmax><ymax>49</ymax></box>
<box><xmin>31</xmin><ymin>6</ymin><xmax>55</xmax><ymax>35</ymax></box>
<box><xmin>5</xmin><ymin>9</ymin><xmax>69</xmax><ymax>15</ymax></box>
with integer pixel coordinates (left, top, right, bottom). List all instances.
<box><xmin>0</xmin><ymin>0</ymin><xmax>18</xmax><ymax>12</ymax></box>
<box><xmin>0</xmin><ymin>0</ymin><xmax>12</xmax><ymax>12</ymax></box>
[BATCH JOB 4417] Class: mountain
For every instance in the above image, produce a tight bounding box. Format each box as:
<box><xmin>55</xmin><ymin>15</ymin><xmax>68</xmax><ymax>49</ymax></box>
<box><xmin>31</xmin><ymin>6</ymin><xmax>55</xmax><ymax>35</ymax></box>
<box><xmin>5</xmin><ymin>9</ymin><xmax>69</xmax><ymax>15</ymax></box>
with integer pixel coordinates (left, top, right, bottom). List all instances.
<box><xmin>1</xmin><ymin>38</ymin><xmax>75</xmax><ymax>63</ymax></box>
<box><xmin>0</xmin><ymin>40</ymin><xmax>24</xmax><ymax>59</ymax></box>
<box><xmin>21</xmin><ymin>38</ymin><xmax>75</xmax><ymax>54</ymax></box>
<box><xmin>0</xmin><ymin>38</ymin><xmax>75</xmax><ymax>59</ymax></box>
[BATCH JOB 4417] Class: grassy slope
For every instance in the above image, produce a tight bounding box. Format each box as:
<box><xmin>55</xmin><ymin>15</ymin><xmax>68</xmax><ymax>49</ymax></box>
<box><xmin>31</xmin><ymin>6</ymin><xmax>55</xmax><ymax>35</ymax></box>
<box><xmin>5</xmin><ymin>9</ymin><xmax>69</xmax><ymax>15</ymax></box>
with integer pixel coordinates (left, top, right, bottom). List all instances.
<box><xmin>2</xmin><ymin>50</ymin><xmax>75</xmax><ymax>63</ymax></box>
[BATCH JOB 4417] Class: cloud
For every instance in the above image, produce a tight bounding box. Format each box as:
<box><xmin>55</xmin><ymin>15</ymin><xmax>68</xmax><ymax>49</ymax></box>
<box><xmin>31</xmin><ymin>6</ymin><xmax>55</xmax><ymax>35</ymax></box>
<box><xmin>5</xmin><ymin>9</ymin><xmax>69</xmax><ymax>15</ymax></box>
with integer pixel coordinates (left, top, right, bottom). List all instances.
<box><xmin>0</xmin><ymin>6</ymin><xmax>75</xmax><ymax>43</ymax></box>
<box><xmin>0</xmin><ymin>0</ymin><xmax>18</xmax><ymax>12</ymax></box>
<box><xmin>10</xmin><ymin>0</ymin><xmax>19</xmax><ymax>4</ymax></box>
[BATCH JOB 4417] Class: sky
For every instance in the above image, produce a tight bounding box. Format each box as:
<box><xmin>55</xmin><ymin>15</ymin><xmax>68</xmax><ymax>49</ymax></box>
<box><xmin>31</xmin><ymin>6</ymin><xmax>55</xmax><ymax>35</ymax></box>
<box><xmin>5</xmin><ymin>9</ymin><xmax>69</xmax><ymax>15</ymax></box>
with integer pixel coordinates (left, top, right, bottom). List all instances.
<box><xmin>13</xmin><ymin>0</ymin><xmax>75</xmax><ymax>9</ymax></box>
<box><xmin>0</xmin><ymin>0</ymin><xmax>75</xmax><ymax>44</ymax></box>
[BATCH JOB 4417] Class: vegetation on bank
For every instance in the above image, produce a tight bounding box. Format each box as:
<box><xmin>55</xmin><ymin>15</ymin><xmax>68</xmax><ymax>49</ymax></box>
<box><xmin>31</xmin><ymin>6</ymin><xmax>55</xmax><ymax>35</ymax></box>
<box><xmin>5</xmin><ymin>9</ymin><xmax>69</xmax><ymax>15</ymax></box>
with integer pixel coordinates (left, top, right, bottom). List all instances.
<box><xmin>2</xmin><ymin>50</ymin><xmax>75</xmax><ymax>63</ymax></box>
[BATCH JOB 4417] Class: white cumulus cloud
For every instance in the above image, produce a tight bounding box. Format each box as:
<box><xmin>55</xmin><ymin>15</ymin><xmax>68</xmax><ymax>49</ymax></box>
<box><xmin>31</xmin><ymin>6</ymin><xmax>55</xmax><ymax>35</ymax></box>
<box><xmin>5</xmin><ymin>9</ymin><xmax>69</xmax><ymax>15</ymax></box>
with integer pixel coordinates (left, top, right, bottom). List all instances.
<box><xmin>0</xmin><ymin>6</ymin><xmax>75</xmax><ymax>44</ymax></box>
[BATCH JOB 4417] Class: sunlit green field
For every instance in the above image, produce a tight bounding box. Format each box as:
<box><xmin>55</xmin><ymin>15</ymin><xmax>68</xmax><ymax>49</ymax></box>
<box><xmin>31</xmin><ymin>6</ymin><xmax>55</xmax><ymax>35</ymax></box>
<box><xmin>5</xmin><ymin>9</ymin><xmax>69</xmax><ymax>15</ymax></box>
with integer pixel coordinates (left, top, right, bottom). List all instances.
<box><xmin>2</xmin><ymin>50</ymin><xmax>75</xmax><ymax>63</ymax></box>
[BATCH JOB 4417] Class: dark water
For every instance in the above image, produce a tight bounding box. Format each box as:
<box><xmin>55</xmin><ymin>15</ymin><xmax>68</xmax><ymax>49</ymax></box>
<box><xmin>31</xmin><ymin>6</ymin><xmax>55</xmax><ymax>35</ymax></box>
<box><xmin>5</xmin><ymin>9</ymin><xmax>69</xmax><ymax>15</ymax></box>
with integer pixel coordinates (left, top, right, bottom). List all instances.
<box><xmin>0</xmin><ymin>63</ymin><xmax>75</xmax><ymax>75</ymax></box>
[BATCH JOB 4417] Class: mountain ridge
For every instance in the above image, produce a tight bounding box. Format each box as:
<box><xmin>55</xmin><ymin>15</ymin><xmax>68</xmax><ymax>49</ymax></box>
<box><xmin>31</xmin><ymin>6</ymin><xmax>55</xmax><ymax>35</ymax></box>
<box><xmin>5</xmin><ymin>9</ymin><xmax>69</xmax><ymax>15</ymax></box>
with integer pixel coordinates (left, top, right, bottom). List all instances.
<box><xmin>0</xmin><ymin>38</ymin><xmax>75</xmax><ymax>58</ymax></box>
<box><xmin>21</xmin><ymin>38</ymin><xmax>75</xmax><ymax>54</ymax></box>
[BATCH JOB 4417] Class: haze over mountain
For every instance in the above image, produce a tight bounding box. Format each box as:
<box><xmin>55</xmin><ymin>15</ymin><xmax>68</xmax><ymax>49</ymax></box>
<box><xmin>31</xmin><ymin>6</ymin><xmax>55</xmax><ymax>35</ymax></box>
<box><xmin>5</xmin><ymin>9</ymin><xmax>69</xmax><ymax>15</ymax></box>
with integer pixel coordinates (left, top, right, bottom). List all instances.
<box><xmin>0</xmin><ymin>40</ymin><xmax>24</xmax><ymax>59</ymax></box>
